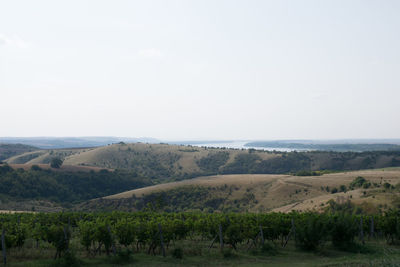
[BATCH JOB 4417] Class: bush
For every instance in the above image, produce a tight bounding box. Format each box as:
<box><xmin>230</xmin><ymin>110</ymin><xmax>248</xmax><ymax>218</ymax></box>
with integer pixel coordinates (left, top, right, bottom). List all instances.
<box><xmin>222</xmin><ymin>248</ymin><xmax>237</xmax><ymax>258</ymax></box>
<box><xmin>329</xmin><ymin>214</ymin><xmax>358</xmax><ymax>249</ymax></box>
<box><xmin>109</xmin><ymin>249</ymin><xmax>134</xmax><ymax>264</ymax></box>
<box><xmin>31</xmin><ymin>165</ymin><xmax>42</xmax><ymax>171</ymax></box>
<box><xmin>50</xmin><ymin>158</ymin><xmax>63</xmax><ymax>169</ymax></box>
<box><xmin>260</xmin><ymin>242</ymin><xmax>278</xmax><ymax>255</ymax></box>
<box><xmin>172</xmin><ymin>247</ymin><xmax>183</xmax><ymax>259</ymax></box>
<box><xmin>52</xmin><ymin>250</ymin><xmax>81</xmax><ymax>267</ymax></box>
<box><xmin>295</xmin><ymin>214</ymin><xmax>328</xmax><ymax>251</ymax></box>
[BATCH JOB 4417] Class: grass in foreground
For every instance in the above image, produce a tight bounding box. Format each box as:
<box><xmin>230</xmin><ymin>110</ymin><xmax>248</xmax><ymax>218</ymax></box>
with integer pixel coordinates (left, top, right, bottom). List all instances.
<box><xmin>4</xmin><ymin>240</ymin><xmax>400</xmax><ymax>267</ymax></box>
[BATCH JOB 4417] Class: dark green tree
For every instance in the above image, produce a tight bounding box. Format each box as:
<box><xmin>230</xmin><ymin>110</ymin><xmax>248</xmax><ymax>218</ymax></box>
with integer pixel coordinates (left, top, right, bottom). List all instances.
<box><xmin>50</xmin><ymin>157</ymin><xmax>63</xmax><ymax>169</ymax></box>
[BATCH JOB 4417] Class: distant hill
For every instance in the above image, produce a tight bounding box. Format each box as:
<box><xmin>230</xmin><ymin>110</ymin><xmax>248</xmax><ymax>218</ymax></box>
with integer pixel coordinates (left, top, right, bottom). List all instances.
<box><xmin>0</xmin><ymin>143</ymin><xmax>38</xmax><ymax>161</ymax></box>
<box><xmin>0</xmin><ymin>137</ymin><xmax>160</xmax><ymax>149</ymax></box>
<box><xmin>5</xmin><ymin>143</ymin><xmax>400</xmax><ymax>184</ymax></box>
<box><xmin>80</xmin><ymin>168</ymin><xmax>400</xmax><ymax>213</ymax></box>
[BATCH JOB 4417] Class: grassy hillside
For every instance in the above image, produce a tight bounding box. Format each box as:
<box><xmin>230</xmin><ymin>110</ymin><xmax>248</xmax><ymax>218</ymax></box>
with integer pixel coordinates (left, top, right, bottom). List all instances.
<box><xmin>0</xmin><ymin>143</ymin><xmax>38</xmax><ymax>161</ymax></box>
<box><xmin>5</xmin><ymin>143</ymin><xmax>400</xmax><ymax>183</ymax></box>
<box><xmin>80</xmin><ymin>168</ymin><xmax>400</xmax><ymax>213</ymax></box>
<box><xmin>5</xmin><ymin>147</ymin><xmax>92</xmax><ymax>164</ymax></box>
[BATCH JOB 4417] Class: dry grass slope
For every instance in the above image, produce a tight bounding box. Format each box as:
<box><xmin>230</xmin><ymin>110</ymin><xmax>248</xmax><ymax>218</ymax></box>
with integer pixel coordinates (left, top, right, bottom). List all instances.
<box><xmin>102</xmin><ymin>168</ymin><xmax>400</xmax><ymax>213</ymax></box>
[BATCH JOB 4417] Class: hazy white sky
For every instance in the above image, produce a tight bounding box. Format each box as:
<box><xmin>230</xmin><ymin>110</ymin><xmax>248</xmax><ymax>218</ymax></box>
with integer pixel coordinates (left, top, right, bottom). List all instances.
<box><xmin>1</xmin><ymin>0</ymin><xmax>399</xmax><ymax>140</ymax></box>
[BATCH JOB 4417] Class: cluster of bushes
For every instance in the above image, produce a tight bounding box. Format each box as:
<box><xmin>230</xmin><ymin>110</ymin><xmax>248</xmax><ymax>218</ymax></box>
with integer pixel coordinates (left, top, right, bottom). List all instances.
<box><xmin>350</xmin><ymin>176</ymin><xmax>371</xmax><ymax>189</ymax></box>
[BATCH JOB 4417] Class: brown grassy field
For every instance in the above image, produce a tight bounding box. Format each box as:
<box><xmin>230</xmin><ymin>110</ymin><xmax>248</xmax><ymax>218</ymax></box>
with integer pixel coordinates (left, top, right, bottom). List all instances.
<box><xmin>103</xmin><ymin>168</ymin><xmax>400</xmax><ymax>213</ymax></box>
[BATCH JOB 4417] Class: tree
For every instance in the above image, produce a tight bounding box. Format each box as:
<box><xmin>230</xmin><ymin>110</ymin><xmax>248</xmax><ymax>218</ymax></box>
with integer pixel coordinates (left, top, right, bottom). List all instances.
<box><xmin>50</xmin><ymin>157</ymin><xmax>63</xmax><ymax>169</ymax></box>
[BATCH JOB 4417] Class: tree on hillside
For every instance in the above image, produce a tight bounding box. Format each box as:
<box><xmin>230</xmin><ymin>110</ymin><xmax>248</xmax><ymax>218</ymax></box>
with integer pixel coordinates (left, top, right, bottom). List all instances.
<box><xmin>50</xmin><ymin>157</ymin><xmax>63</xmax><ymax>169</ymax></box>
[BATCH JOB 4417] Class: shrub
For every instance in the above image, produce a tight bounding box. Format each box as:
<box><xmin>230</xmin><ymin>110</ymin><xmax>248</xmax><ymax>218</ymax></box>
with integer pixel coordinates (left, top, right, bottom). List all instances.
<box><xmin>295</xmin><ymin>214</ymin><xmax>328</xmax><ymax>251</ymax></box>
<box><xmin>110</xmin><ymin>249</ymin><xmax>134</xmax><ymax>264</ymax></box>
<box><xmin>172</xmin><ymin>247</ymin><xmax>183</xmax><ymax>259</ymax></box>
<box><xmin>50</xmin><ymin>158</ymin><xmax>63</xmax><ymax>169</ymax></box>
<box><xmin>31</xmin><ymin>165</ymin><xmax>42</xmax><ymax>171</ymax></box>
<box><xmin>329</xmin><ymin>213</ymin><xmax>358</xmax><ymax>249</ymax></box>
<box><xmin>222</xmin><ymin>248</ymin><xmax>237</xmax><ymax>258</ymax></box>
<box><xmin>260</xmin><ymin>242</ymin><xmax>278</xmax><ymax>255</ymax></box>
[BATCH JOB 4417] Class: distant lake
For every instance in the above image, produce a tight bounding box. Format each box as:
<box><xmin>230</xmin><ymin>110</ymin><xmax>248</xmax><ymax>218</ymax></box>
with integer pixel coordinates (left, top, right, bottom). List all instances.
<box><xmin>189</xmin><ymin>141</ymin><xmax>308</xmax><ymax>152</ymax></box>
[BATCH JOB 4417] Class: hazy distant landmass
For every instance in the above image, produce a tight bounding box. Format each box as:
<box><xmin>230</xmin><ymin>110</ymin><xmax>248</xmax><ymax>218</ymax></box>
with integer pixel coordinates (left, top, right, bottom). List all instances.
<box><xmin>0</xmin><ymin>137</ymin><xmax>160</xmax><ymax>149</ymax></box>
<box><xmin>245</xmin><ymin>140</ymin><xmax>400</xmax><ymax>152</ymax></box>
<box><xmin>2</xmin><ymin>137</ymin><xmax>400</xmax><ymax>152</ymax></box>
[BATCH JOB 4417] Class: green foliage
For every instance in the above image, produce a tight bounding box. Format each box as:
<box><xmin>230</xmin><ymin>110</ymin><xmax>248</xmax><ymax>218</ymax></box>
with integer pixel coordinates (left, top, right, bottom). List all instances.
<box><xmin>380</xmin><ymin>209</ymin><xmax>400</xmax><ymax>244</ymax></box>
<box><xmin>325</xmin><ymin>199</ymin><xmax>364</xmax><ymax>214</ymax></box>
<box><xmin>222</xmin><ymin>248</ymin><xmax>237</xmax><ymax>258</ymax></box>
<box><xmin>78</xmin><ymin>221</ymin><xmax>96</xmax><ymax>252</ymax></box>
<box><xmin>115</xmin><ymin>220</ymin><xmax>135</xmax><ymax>247</ymax></box>
<box><xmin>93</xmin><ymin>220</ymin><xmax>114</xmax><ymax>255</ymax></box>
<box><xmin>329</xmin><ymin>213</ymin><xmax>358</xmax><ymax>248</ymax></box>
<box><xmin>110</xmin><ymin>249</ymin><xmax>134</xmax><ymax>264</ymax></box>
<box><xmin>50</xmin><ymin>157</ymin><xmax>63</xmax><ymax>169</ymax></box>
<box><xmin>172</xmin><ymin>247</ymin><xmax>183</xmax><ymax>259</ymax></box>
<box><xmin>295</xmin><ymin>170</ymin><xmax>321</xmax><ymax>176</ymax></box>
<box><xmin>222</xmin><ymin>153</ymin><xmax>262</xmax><ymax>174</ymax></box>
<box><xmin>0</xmin><ymin>168</ymin><xmax>152</xmax><ymax>203</ymax></box>
<box><xmin>0</xmin><ymin>143</ymin><xmax>38</xmax><ymax>161</ymax></box>
<box><xmin>295</xmin><ymin>214</ymin><xmax>328</xmax><ymax>251</ymax></box>
<box><xmin>383</xmin><ymin>182</ymin><xmax>394</xmax><ymax>190</ymax></box>
<box><xmin>0</xmin><ymin>210</ymin><xmax>400</xmax><ymax>263</ymax></box>
<box><xmin>350</xmin><ymin>176</ymin><xmax>369</xmax><ymax>188</ymax></box>
<box><xmin>260</xmin><ymin>242</ymin><xmax>278</xmax><ymax>255</ymax></box>
<box><xmin>51</xmin><ymin>250</ymin><xmax>82</xmax><ymax>267</ymax></box>
<box><xmin>45</xmin><ymin>224</ymin><xmax>70</xmax><ymax>256</ymax></box>
<box><xmin>0</xmin><ymin>164</ymin><xmax>13</xmax><ymax>175</ymax></box>
<box><xmin>31</xmin><ymin>164</ymin><xmax>42</xmax><ymax>171</ymax></box>
<box><xmin>196</xmin><ymin>152</ymin><xmax>229</xmax><ymax>173</ymax></box>
<box><xmin>339</xmin><ymin>185</ymin><xmax>347</xmax><ymax>192</ymax></box>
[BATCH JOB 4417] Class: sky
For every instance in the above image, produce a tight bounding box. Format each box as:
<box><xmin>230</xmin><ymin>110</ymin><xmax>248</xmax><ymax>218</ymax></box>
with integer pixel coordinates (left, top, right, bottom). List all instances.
<box><xmin>1</xmin><ymin>0</ymin><xmax>399</xmax><ymax>140</ymax></box>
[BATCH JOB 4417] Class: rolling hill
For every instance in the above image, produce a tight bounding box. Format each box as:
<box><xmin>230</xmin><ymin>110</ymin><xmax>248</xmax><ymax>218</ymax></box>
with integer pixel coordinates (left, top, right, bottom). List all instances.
<box><xmin>80</xmin><ymin>168</ymin><xmax>400</xmax><ymax>213</ymax></box>
<box><xmin>4</xmin><ymin>143</ymin><xmax>400</xmax><ymax>183</ymax></box>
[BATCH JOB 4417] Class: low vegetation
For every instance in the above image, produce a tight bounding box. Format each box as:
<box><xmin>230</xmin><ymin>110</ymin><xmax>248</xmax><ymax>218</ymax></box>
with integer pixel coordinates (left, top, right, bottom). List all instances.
<box><xmin>0</xmin><ymin>143</ymin><xmax>38</xmax><ymax>161</ymax></box>
<box><xmin>1</xmin><ymin>210</ymin><xmax>400</xmax><ymax>266</ymax></box>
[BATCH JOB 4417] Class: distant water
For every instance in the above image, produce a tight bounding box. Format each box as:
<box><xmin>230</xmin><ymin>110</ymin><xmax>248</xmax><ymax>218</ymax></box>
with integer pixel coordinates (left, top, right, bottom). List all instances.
<box><xmin>189</xmin><ymin>141</ymin><xmax>308</xmax><ymax>152</ymax></box>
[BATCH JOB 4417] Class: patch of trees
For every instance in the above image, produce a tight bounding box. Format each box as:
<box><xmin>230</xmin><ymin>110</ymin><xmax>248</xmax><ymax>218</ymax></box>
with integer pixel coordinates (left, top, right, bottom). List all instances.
<box><xmin>295</xmin><ymin>170</ymin><xmax>322</xmax><ymax>176</ymax></box>
<box><xmin>0</xmin><ymin>164</ymin><xmax>152</xmax><ymax>203</ymax></box>
<box><xmin>50</xmin><ymin>157</ymin><xmax>63</xmax><ymax>168</ymax></box>
<box><xmin>221</xmin><ymin>152</ymin><xmax>311</xmax><ymax>174</ymax></box>
<box><xmin>0</xmin><ymin>143</ymin><xmax>38</xmax><ymax>161</ymax></box>
<box><xmin>219</xmin><ymin>151</ymin><xmax>400</xmax><ymax>176</ymax></box>
<box><xmin>84</xmin><ymin>185</ymin><xmax>247</xmax><ymax>213</ymax></box>
<box><xmin>196</xmin><ymin>152</ymin><xmax>230</xmax><ymax>173</ymax></box>
<box><xmin>349</xmin><ymin>176</ymin><xmax>371</xmax><ymax>189</ymax></box>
